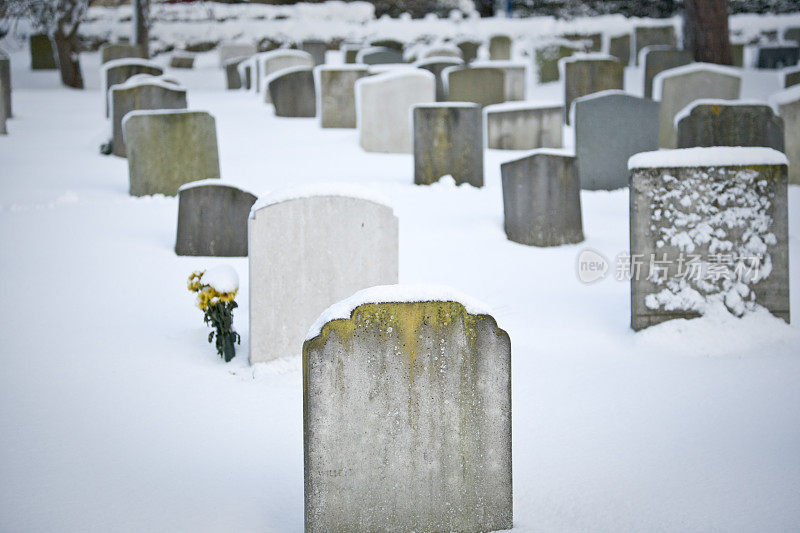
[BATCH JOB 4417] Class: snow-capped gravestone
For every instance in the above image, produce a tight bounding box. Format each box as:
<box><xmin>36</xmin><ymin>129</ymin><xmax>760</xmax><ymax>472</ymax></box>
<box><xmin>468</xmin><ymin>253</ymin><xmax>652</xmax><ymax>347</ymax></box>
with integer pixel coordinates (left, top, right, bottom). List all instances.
<box><xmin>267</xmin><ymin>67</ymin><xmax>316</xmax><ymax>118</ymax></box>
<box><xmin>456</xmin><ymin>40</ymin><xmax>480</xmax><ymax>63</ymax></box>
<box><xmin>574</xmin><ymin>91</ymin><xmax>660</xmax><ymax>190</ymax></box>
<box><xmin>675</xmin><ymin>101</ymin><xmax>784</xmax><ymax>151</ymax></box>
<box><xmin>534</xmin><ymin>41</ymin><xmax>580</xmax><ymax>83</ymax></box>
<box><xmin>30</xmin><ymin>34</ymin><xmax>56</xmax><ymax>70</ymax></box>
<box><xmin>412</xmin><ymin>103</ymin><xmax>483</xmax><ymax>187</ymax></box>
<box><xmin>224</xmin><ymin>56</ymin><xmax>248</xmax><ymax>89</ymax></box>
<box><xmin>356</xmin><ymin>70</ymin><xmax>435</xmax><ymax>153</ymax></box>
<box><xmin>472</xmin><ymin>60</ymin><xmax>526</xmax><ymax>101</ymax></box>
<box><xmin>560</xmin><ymin>55</ymin><xmax>624</xmax><ymax>124</ymax></box>
<box><xmin>317</xmin><ymin>65</ymin><xmax>370</xmax><ymax>128</ymax></box>
<box><xmin>415</xmin><ymin>57</ymin><xmax>463</xmax><ymax>101</ymax></box>
<box><xmin>633</xmin><ymin>25</ymin><xmax>677</xmax><ymax>65</ymax></box>
<box><xmin>0</xmin><ymin>49</ymin><xmax>11</xmax><ymax>119</ymax></box>
<box><xmin>628</xmin><ymin>147</ymin><xmax>790</xmax><ymax>330</ymax></box>
<box><xmin>770</xmin><ymin>86</ymin><xmax>800</xmax><ymax>185</ymax></box>
<box><xmin>654</xmin><ymin>63</ymin><xmax>742</xmax><ymax>148</ymax></box>
<box><xmin>218</xmin><ymin>42</ymin><xmax>256</xmax><ymax>67</ymax></box>
<box><xmin>111</xmin><ymin>77</ymin><xmax>187</xmax><ymax>157</ymax></box>
<box><xmin>785</xmin><ymin>66</ymin><xmax>800</xmax><ymax>88</ymax></box>
<box><xmin>175</xmin><ymin>181</ymin><xmax>257</xmax><ymax>256</ymax></box>
<box><xmin>257</xmin><ymin>50</ymin><xmax>314</xmax><ymax>100</ymax></box>
<box><xmin>500</xmin><ymin>150</ymin><xmax>584</xmax><ymax>247</ymax></box>
<box><xmin>484</xmin><ymin>101</ymin><xmax>562</xmax><ymax>150</ymax></box>
<box><xmin>123</xmin><ymin>110</ymin><xmax>220</xmax><ymax>196</ymax></box>
<box><xmin>609</xmin><ymin>34</ymin><xmax>631</xmax><ymax>65</ymax></box>
<box><xmin>641</xmin><ymin>46</ymin><xmax>692</xmax><ymax>99</ymax></box>
<box><xmin>445</xmin><ymin>66</ymin><xmax>505</xmax><ymax>107</ymax></box>
<box><xmin>356</xmin><ymin>46</ymin><xmax>404</xmax><ymax>65</ymax></box>
<box><xmin>489</xmin><ymin>35</ymin><xmax>512</xmax><ymax>60</ymax></box>
<box><xmin>756</xmin><ymin>44</ymin><xmax>799</xmax><ymax>69</ymax></box>
<box><xmin>303</xmin><ymin>285</ymin><xmax>512</xmax><ymax>533</ymax></box>
<box><xmin>102</xmin><ymin>59</ymin><xmax>163</xmax><ymax>116</ymax></box>
<box><xmin>100</xmin><ymin>43</ymin><xmax>145</xmax><ymax>64</ymax></box>
<box><xmin>300</xmin><ymin>40</ymin><xmax>327</xmax><ymax>66</ymax></box>
<box><xmin>249</xmin><ymin>187</ymin><xmax>398</xmax><ymax>364</ymax></box>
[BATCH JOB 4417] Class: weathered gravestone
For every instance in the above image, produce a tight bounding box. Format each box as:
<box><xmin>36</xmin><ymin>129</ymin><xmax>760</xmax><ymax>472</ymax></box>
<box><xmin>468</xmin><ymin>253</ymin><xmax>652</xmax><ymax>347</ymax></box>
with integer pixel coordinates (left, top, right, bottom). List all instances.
<box><xmin>641</xmin><ymin>46</ymin><xmax>693</xmax><ymax>100</ymax></box>
<box><xmin>756</xmin><ymin>44</ymin><xmax>799</xmax><ymax>69</ymax></box>
<box><xmin>317</xmin><ymin>65</ymin><xmax>370</xmax><ymax>128</ymax></box>
<box><xmin>249</xmin><ymin>188</ymin><xmax>399</xmax><ymax>363</ymax></box>
<box><xmin>341</xmin><ymin>43</ymin><xmax>362</xmax><ymax>64</ymax></box>
<box><xmin>257</xmin><ymin>49</ymin><xmax>314</xmax><ymax>100</ymax></box>
<box><xmin>784</xmin><ymin>66</ymin><xmax>800</xmax><ymax>88</ymax></box>
<box><xmin>609</xmin><ymin>34</ymin><xmax>631</xmax><ymax>66</ymax></box>
<box><xmin>175</xmin><ymin>181</ymin><xmax>257</xmax><ymax>256</ymax></box>
<box><xmin>484</xmin><ymin>101</ymin><xmax>562</xmax><ymax>150</ymax></box>
<box><xmin>675</xmin><ymin>101</ymin><xmax>784</xmax><ymax>151</ymax></box>
<box><xmin>267</xmin><ymin>66</ymin><xmax>316</xmax><ymax>118</ymax></box>
<box><xmin>123</xmin><ymin>110</ymin><xmax>220</xmax><ymax>196</ymax></box>
<box><xmin>102</xmin><ymin>59</ymin><xmax>164</xmax><ymax>116</ymax></box>
<box><xmin>628</xmin><ymin>147</ymin><xmax>790</xmax><ymax>330</ymax></box>
<box><xmin>356</xmin><ymin>70</ymin><xmax>435</xmax><ymax>153</ymax></box>
<box><xmin>445</xmin><ymin>66</ymin><xmax>505</xmax><ymax>107</ymax></box>
<box><xmin>100</xmin><ymin>43</ymin><xmax>146</xmax><ymax>64</ymax></box>
<box><xmin>534</xmin><ymin>40</ymin><xmax>581</xmax><ymax>83</ymax></box>
<box><xmin>500</xmin><ymin>150</ymin><xmax>584</xmax><ymax>247</ymax></box>
<box><xmin>415</xmin><ymin>57</ymin><xmax>463</xmax><ymax>101</ymax></box>
<box><xmin>574</xmin><ymin>91</ymin><xmax>660</xmax><ymax>190</ymax></box>
<box><xmin>472</xmin><ymin>60</ymin><xmax>526</xmax><ymax>101</ymax></box>
<box><xmin>456</xmin><ymin>40</ymin><xmax>480</xmax><ymax>63</ymax></box>
<box><xmin>301</xmin><ymin>40</ymin><xmax>327</xmax><ymax>66</ymax></box>
<box><xmin>218</xmin><ymin>42</ymin><xmax>256</xmax><ymax>67</ymax></box>
<box><xmin>633</xmin><ymin>25</ymin><xmax>677</xmax><ymax>65</ymax></box>
<box><xmin>30</xmin><ymin>34</ymin><xmax>57</xmax><ymax>70</ymax></box>
<box><xmin>770</xmin><ymin>85</ymin><xmax>800</xmax><ymax>184</ymax></box>
<box><xmin>170</xmin><ymin>52</ymin><xmax>195</xmax><ymax>69</ymax></box>
<box><xmin>731</xmin><ymin>43</ymin><xmax>745</xmax><ymax>67</ymax></box>
<box><xmin>357</xmin><ymin>46</ymin><xmax>404</xmax><ymax>65</ymax></box>
<box><xmin>489</xmin><ymin>35</ymin><xmax>512</xmax><ymax>60</ymax></box>
<box><xmin>303</xmin><ymin>284</ymin><xmax>512</xmax><ymax>533</ymax></box>
<box><xmin>560</xmin><ymin>55</ymin><xmax>624</xmax><ymax>124</ymax></box>
<box><xmin>412</xmin><ymin>103</ymin><xmax>483</xmax><ymax>187</ymax></box>
<box><xmin>110</xmin><ymin>78</ymin><xmax>187</xmax><ymax>157</ymax></box>
<box><xmin>786</xmin><ymin>27</ymin><xmax>800</xmax><ymax>45</ymax></box>
<box><xmin>654</xmin><ymin>63</ymin><xmax>742</xmax><ymax>148</ymax></box>
<box><xmin>0</xmin><ymin>49</ymin><xmax>11</xmax><ymax>119</ymax></box>
<box><xmin>224</xmin><ymin>56</ymin><xmax>249</xmax><ymax>89</ymax></box>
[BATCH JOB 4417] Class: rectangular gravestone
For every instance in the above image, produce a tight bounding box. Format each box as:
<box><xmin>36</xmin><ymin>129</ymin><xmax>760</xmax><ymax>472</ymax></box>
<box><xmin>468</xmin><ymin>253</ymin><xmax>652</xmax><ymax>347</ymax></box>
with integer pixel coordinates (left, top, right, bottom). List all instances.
<box><xmin>102</xmin><ymin>59</ymin><xmax>164</xmax><ymax>116</ymax></box>
<box><xmin>317</xmin><ymin>65</ymin><xmax>371</xmax><ymax>128</ymax></box>
<box><xmin>256</xmin><ymin>50</ymin><xmax>315</xmax><ymax>100</ymax></box>
<box><xmin>489</xmin><ymin>35</ymin><xmax>512</xmax><ymax>60</ymax></box>
<box><xmin>267</xmin><ymin>66</ymin><xmax>316</xmax><ymax>118</ymax></box>
<box><xmin>301</xmin><ymin>40</ymin><xmax>327</xmax><ymax>66</ymax></box>
<box><xmin>641</xmin><ymin>46</ymin><xmax>692</xmax><ymax>99</ymax></box>
<box><xmin>784</xmin><ymin>66</ymin><xmax>800</xmax><ymax>88</ymax></box>
<box><xmin>770</xmin><ymin>86</ymin><xmax>800</xmax><ymax>185</ymax></box>
<box><xmin>0</xmin><ymin>49</ymin><xmax>11</xmax><ymax>119</ymax></box>
<box><xmin>634</xmin><ymin>25</ymin><xmax>677</xmax><ymax>65</ymax></box>
<box><xmin>445</xmin><ymin>66</ymin><xmax>505</xmax><ymax>107</ymax></box>
<box><xmin>676</xmin><ymin>101</ymin><xmax>784</xmax><ymax>151</ymax></box>
<box><xmin>357</xmin><ymin>46</ymin><xmax>404</xmax><ymax>65</ymax></box>
<box><xmin>609</xmin><ymin>34</ymin><xmax>631</xmax><ymax>66</ymax></box>
<box><xmin>757</xmin><ymin>45</ymin><xmax>799</xmax><ymax>69</ymax></box>
<box><xmin>472</xmin><ymin>60</ymin><xmax>526</xmax><ymax>101</ymax></box>
<box><xmin>100</xmin><ymin>43</ymin><xmax>146</xmax><ymax>64</ymax></box>
<box><xmin>561</xmin><ymin>55</ymin><xmax>624</xmax><ymax>124</ymax></box>
<box><xmin>224</xmin><ymin>56</ymin><xmax>248</xmax><ymax>89</ymax></box>
<box><xmin>413</xmin><ymin>103</ymin><xmax>483</xmax><ymax>187</ymax></box>
<box><xmin>30</xmin><ymin>34</ymin><xmax>57</xmax><ymax>70</ymax></box>
<box><xmin>484</xmin><ymin>101</ymin><xmax>562</xmax><ymax>150</ymax></box>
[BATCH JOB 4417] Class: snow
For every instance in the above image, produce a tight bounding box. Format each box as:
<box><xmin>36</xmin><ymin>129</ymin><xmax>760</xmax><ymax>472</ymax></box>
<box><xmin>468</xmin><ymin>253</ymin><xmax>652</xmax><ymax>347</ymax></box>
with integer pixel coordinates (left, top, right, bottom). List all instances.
<box><xmin>202</xmin><ymin>265</ymin><xmax>240</xmax><ymax>294</ymax></box>
<box><xmin>249</xmin><ymin>182</ymin><xmax>392</xmax><ymax>218</ymax></box>
<box><xmin>502</xmin><ymin>147</ymin><xmax>576</xmax><ymax>165</ymax></box>
<box><xmin>177</xmin><ymin>179</ymin><xmax>255</xmax><ymax>198</ymax></box>
<box><xmin>121</xmin><ymin>108</ymin><xmax>211</xmax><ymax>130</ymax></box>
<box><xmin>769</xmin><ymin>84</ymin><xmax>800</xmax><ymax>107</ymax></box>
<box><xmin>636</xmin><ymin>44</ymin><xmax>674</xmax><ymax>66</ymax></box>
<box><xmin>111</xmin><ymin>74</ymin><xmax>186</xmax><ymax>92</ymax></box>
<box><xmin>652</xmin><ymin>62</ymin><xmax>743</xmax><ymax>101</ymax></box>
<box><xmin>629</xmin><ymin>147</ymin><xmax>789</xmax><ymax>169</ymax></box>
<box><xmin>263</xmin><ymin>65</ymin><xmax>312</xmax><ymax>88</ymax></box>
<box><xmin>412</xmin><ymin>101</ymin><xmax>478</xmax><ymax>108</ymax></box>
<box><xmin>484</xmin><ymin>99</ymin><xmax>561</xmax><ymax>113</ymax></box>
<box><xmin>306</xmin><ymin>283</ymin><xmax>495</xmax><ymax>340</ymax></box>
<box><xmin>673</xmin><ymin>98</ymin><xmax>772</xmax><ymax>128</ymax></box>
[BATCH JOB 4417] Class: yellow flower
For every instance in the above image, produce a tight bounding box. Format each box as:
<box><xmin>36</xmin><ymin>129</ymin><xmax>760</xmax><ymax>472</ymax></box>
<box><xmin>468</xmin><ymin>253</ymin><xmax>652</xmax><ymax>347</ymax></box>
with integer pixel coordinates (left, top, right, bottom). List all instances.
<box><xmin>188</xmin><ymin>270</ymin><xmax>237</xmax><ymax>310</ymax></box>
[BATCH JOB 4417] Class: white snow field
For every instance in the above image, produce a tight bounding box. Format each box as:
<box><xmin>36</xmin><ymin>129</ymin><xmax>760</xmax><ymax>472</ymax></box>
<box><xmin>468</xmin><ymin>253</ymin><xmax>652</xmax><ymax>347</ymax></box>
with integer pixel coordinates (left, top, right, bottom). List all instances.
<box><xmin>2</xmin><ymin>25</ymin><xmax>800</xmax><ymax>532</ymax></box>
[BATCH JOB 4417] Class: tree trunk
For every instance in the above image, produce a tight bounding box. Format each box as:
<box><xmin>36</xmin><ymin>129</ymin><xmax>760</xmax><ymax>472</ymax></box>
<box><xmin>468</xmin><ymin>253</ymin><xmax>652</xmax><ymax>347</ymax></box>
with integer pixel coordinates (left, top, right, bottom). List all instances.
<box><xmin>683</xmin><ymin>0</ymin><xmax>732</xmax><ymax>65</ymax></box>
<box><xmin>133</xmin><ymin>0</ymin><xmax>150</xmax><ymax>58</ymax></box>
<box><xmin>52</xmin><ymin>30</ymin><xmax>84</xmax><ymax>89</ymax></box>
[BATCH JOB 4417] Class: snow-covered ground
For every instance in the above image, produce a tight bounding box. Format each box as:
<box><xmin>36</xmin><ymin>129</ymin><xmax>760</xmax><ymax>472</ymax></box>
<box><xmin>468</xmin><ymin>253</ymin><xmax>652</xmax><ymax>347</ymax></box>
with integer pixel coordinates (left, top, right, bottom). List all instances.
<box><xmin>2</xmin><ymin>30</ymin><xmax>800</xmax><ymax>532</ymax></box>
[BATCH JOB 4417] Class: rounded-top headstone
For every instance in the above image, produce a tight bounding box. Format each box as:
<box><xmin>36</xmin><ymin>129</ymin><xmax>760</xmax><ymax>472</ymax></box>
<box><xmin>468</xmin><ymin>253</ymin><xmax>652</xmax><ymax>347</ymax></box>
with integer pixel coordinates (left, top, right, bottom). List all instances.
<box><xmin>356</xmin><ymin>46</ymin><xmax>404</xmax><ymax>65</ymax></box>
<box><xmin>102</xmin><ymin>58</ymin><xmax>164</xmax><ymax>116</ymax></box>
<box><xmin>489</xmin><ymin>35</ymin><xmax>512</xmax><ymax>60</ymax></box>
<box><xmin>267</xmin><ymin>66</ymin><xmax>316</xmax><ymax>118</ymax></box>
<box><xmin>445</xmin><ymin>66</ymin><xmax>505</xmax><ymax>107</ymax></box>
<box><xmin>100</xmin><ymin>43</ymin><xmax>146</xmax><ymax>64</ymax></box>
<box><xmin>675</xmin><ymin>100</ymin><xmax>784</xmax><ymax>151</ymax></box>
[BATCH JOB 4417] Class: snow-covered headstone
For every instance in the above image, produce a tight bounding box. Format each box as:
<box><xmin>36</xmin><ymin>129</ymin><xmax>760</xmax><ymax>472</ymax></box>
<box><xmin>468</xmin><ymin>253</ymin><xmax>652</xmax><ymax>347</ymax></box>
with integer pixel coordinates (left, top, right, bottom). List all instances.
<box><xmin>471</xmin><ymin>60</ymin><xmax>526</xmax><ymax>101</ymax></box>
<box><xmin>317</xmin><ymin>65</ymin><xmax>370</xmax><ymax>128</ymax></box>
<box><xmin>444</xmin><ymin>66</ymin><xmax>505</xmax><ymax>107</ymax></box>
<box><xmin>770</xmin><ymin>85</ymin><xmax>800</xmax><ymax>185</ymax></box>
<box><xmin>175</xmin><ymin>181</ymin><xmax>257</xmax><ymax>257</ymax></box>
<box><xmin>574</xmin><ymin>91</ymin><xmax>660</xmax><ymax>190</ymax></box>
<box><xmin>248</xmin><ymin>186</ymin><xmax>398</xmax><ymax>363</ymax></box>
<box><xmin>500</xmin><ymin>149</ymin><xmax>584</xmax><ymax>246</ymax></box>
<box><xmin>267</xmin><ymin>66</ymin><xmax>316</xmax><ymax>118</ymax></box>
<box><xmin>100</xmin><ymin>43</ymin><xmax>146</xmax><ymax>64</ymax></box>
<box><xmin>0</xmin><ymin>48</ymin><xmax>10</xmax><ymax>121</ymax></box>
<box><xmin>300</xmin><ymin>40</ymin><xmax>327</xmax><ymax>66</ymax></box>
<box><xmin>412</xmin><ymin>103</ymin><xmax>483</xmax><ymax>187</ymax></box>
<box><xmin>123</xmin><ymin>110</ymin><xmax>220</xmax><ymax>196</ymax></box>
<box><xmin>356</xmin><ymin>46</ymin><xmax>404</xmax><ymax>65</ymax></box>
<box><xmin>560</xmin><ymin>55</ymin><xmax>624</xmax><ymax>124</ymax></box>
<box><xmin>218</xmin><ymin>42</ymin><xmax>256</xmax><ymax>68</ymax></box>
<box><xmin>489</xmin><ymin>34</ymin><xmax>512</xmax><ymax>60</ymax></box>
<box><xmin>484</xmin><ymin>101</ymin><xmax>562</xmax><ymax>150</ymax></box>
<box><xmin>102</xmin><ymin>59</ymin><xmax>163</xmax><ymax>116</ymax></box>
<box><xmin>303</xmin><ymin>285</ymin><xmax>512</xmax><ymax>533</ymax></box>
<box><xmin>415</xmin><ymin>57</ymin><xmax>463</xmax><ymax>101</ymax></box>
<box><xmin>653</xmin><ymin>63</ymin><xmax>742</xmax><ymax>148</ymax></box>
<box><xmin>420</xmin><ymin>45</ymin><xmax>461</xmax><ymax>60</ymax></box>
<box><xmin>756</xmin><ymin>44</ymin><xmax>799</xmax><ymax>70</ymax></box>
<box><xmin>676</xmin><ymin>101</ymin><xmax>784</xmax><ymax>151</ymax></box>
<box><xmin>256</xmin><ymin>50</ymin><xmax>314</xmax><ymax>101</ymax></box>
<box><xmin>628</xmin><ymin>147</ymin><xmax>790</xmax><ymax>330</ymax></box>
<box><xmin>641</xmin><ymin>46</ymin><xmax>692</xmax><ymax>99</ymax></box>
<box><xmin>356</xmin><ymin>70</ymin><xmax>435</xmax><ymax>153</ymax></box>
<box><xmin>633</xmin><ymin>25</ymin><xmax>677</xmax><ymax>65</ymax></box>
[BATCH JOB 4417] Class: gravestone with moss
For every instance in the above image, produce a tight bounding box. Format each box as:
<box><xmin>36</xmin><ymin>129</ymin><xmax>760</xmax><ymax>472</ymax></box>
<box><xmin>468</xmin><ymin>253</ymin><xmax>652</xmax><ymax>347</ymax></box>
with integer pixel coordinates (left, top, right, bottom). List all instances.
<box><xmin>676</xmin><ymin>102</ymin><xmax>784</xmax><ymax>151</ymax></box>
<box><xmin>303</xmin><ymin>284</ymin><xmax>512</xmax><ymax>533</ymax></box>
<box><xmin>102</xmin><ymin>59</ymin><xmax>164</xmax><ymax>116</ymax></box>
<box><xmin>534</xmin><ymin>41</ymin><xmax>580</xmax><ymax>83</ymax></box>
<box><xmin>318</xmin><ymin>65</ymin><xmax>371</xmax><ymax>128</ymax></box>
<box><xmin>560</xmin><ymin>55</ymin><xmax>624</xmax><ymax>124</ymax></box>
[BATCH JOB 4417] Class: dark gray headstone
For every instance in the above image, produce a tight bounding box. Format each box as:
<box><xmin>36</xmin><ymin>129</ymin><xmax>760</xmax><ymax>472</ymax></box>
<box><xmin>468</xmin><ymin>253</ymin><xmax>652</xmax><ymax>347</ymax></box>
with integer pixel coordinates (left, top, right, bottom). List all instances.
<box><xmin>784</xmin><ymin>27</ymin><xmax>800</xmax><ymax>45</ymax></box>
<box><xmin>757</xmin><ymin>45</ymin><xmax>799</xmax><ymax>69</ymax></box>
<box><xmin>575</xmin><ymin>92</ymin><xmax>660</xmax><ymax>190</ymax></box>
<box><xmin>456</xmin><ymin>40</ymin><xmax>480</xmax><ymax>63</ymax></box>
<box><xmin>224</xmin><ymin>56</ymin><xmax>248</xmax><ymax>90</ymax></box>
<box><xmin>170</xmin><ymin>53</ymin><xmax>195</xmax><ymax>69</ymax></box>
<box><xmin>111</xmin><ymin>80</ymin><xmax>187</xmax><ymax>157</ymax></box>
<box><xmin>609</xmin><ymin>34</ymin><xmax>631</xmax><ymax>66</ymax></box>
<box><xmin>413</xmin><ymin>103</ymin><xmax>483</xmax><ymax>187</ymax></box>
<box><xmin>0</xmin><ymin>69</ymin><xmax>7</xmax><ymax>134</ymax></box>
<box><xmin>561</xmin><ymin>56</ymin><xmax>624</xmax><ymax>124</ymax></box>
<box><xmin>676</xmin><ymin>102</ymin><xmax>784</xmax><ymax>151</ymax></box>
<box><xmin>642</xmin><ymin>46</ymin><xmax>692</xmax><ymax>99</ymax></box>
<box><xmin>446</xmin><ymin>66</ymin><xmax>505</xmax><ymax>107</ymax></box>
<box><xmin>500</xmin><ymin>151</ymin><xmax>584</xmax><ymax>247</ymax></box>
<box><xmin>268</xmin><ymin>67</ymin><xmax>316</xmax><ymax>118</ymax></box>
<box><xmin>301</xmin><ymin>40</ymin><xmax>327</xmax><ymax>66</ymax></box>
<box><xmin>416</xmin><ymin>57</ymin><xmax>463</xmax><ymax>101</ymax></box>
<box><xmin>30</xmin><ymin>34</ymin><xmax>57</xmax><ymax>70</ymax></box>
<box><xmin>634</xmin><ymin>25</ymin><xmax>677</xmax><ymax>65</ymax></box>
<box><xmin>100</xmin><ymin>43</ymin><xmax>146</xmax><ymax>64</ymax></box>
<box><xmin>358</xmin><ymin>46</ymin><xmax>404</xmax><ymax>65</ymax></box>
<box><xmin>175</xmin><ymin>182</ymin><xmax>257</xmax><ymax>256</ymax></box>
<box><xmin>0</xmin><ymin>49</ymin><xmax>11</xmax><ymax>119</ymax></box>
<box><xmin>103</xmin><ymin>60</ymin><xmax>164</xmax><ymax>116</ymax></box>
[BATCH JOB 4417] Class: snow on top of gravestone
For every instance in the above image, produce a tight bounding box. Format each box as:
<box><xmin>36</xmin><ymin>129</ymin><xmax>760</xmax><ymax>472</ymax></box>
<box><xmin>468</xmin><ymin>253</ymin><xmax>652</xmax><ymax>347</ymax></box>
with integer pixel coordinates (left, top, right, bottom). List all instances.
<box><xmin>628</xmin><ymin>147</ymin><xmax>788</xmax><ymax>170</ymax></box>
<box><xmin>413</xmin><ymin>56</ymin><xmax>463</xmax><ymax>67</ymax></box>
<box><xmin>264</xmin><ymin>64</ymin><xmax>312</xmax><ymax>87</ymax></box>
<box><xmin>315</xmin><ymin>64</ymin><xmax>370</xmax><ymax>72</ymax></box>
<box><xmin>112</xmin><ymin>74</ymin><xmax>185</xmax><ymax>92</ymax></box>
<box><xmin>652</xmin><ymin>62</ymin><xmax>742</xmax><ymax>101</ymax></box>
<box><xmin>357</xmin><ymin>68</ymin><xmax>434</xmax><ymax>86</ymax></box>
<box><xmin>223</xmin><ymin>55</ymin><xmax>252</xmax><ymax>67</ymax></box>
<box><xmin>568</xmin><ymin>89</ymin><xmax>632</xmax><ymax>123</ymax></box>
<box><xmin>673</xmin><ymin>98</ymin><xmax>772</xmax><ymax>127</ymax></box>
<box><xmin>471</xmin><ymin>60</ymin><xmax>528</xmax><ymax>69</ymax></box>
<box><xmin>202</xmin><ymin>265</ymin><xmax>239</xmax><ymax>294</ymax></box>
<box><xmin>121</xmin><ymin>108</ymin><xmax>211</xmax><ymax>129</ymax></box>
<box><xmin>101</xmin><ymin>57</ymin><xmax>161</xmax><ymax>72</ymax></box>
<box><xmin>249</xmin><ymin>183</ymin><xmax>392</xmax><ymax>219</ymax></box>
<box><xmin>256</xmin><ymin>49</ymin><xmax>311</xmax><ymax>62</ymax></box>
<box><xmin>178</xmin><ymin>179</ymin><xmax>256</xmax><ymax>197</ymax></box>
<box><xmin>502</xmin><ymin>148</ymin><xmax>576</xmax><ymax>167</ymax></box>
<box><xmin>306</xmin><ymin>284</ymin><xmax>495</xmax><ymax>340</ymax></box>
<box><xmin>413</xmin><ymin>102</ymin><xmax>479</xmax><ymax>109</ymax></box>
<box><xmin>637</xmin><ymin>44</ymin><xmax>677</xmax><ymax>65</ymax></box>
<box><xmin>484</xmin><ymin>100</ymin><xmax>562</xmax><ymax>113</ymax></box>
<box><xmin>769</xmin><ymin>85</ymin><xmax>800</xmax><ymax>108</ymax></box>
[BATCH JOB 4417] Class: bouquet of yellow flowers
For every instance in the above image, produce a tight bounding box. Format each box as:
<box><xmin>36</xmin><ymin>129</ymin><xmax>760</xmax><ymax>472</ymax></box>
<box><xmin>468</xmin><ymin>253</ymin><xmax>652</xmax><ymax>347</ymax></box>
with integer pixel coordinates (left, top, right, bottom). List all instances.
<box><xmin>187</xmin><ymin>266</ymin><xmax>241</xmax><ymax>362</ymax></box>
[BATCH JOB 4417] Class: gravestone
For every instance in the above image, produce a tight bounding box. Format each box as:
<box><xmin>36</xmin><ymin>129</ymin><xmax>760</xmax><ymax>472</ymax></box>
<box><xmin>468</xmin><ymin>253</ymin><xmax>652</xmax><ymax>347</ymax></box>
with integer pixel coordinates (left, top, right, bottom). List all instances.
<box><xmin>175</xmin><ymin>181</ymin><xmax>257</xmax><ymax>256</ymax></box>
<box><xmin>224</xmin><ymin>56</ymin><xmax>248</xmax><ymax>89</ymax></box>
<box><xmin>0</xmin><ymin>74</ymin><xmax>6</xmax><ymax>134</ymax></box>
<box><xmin>123</xmin><ymin>110</ymin><xmax>220</xmax><ymax>196</ymax></box>
<box><xmin>317</xmin><ymin>65</ymin><xmax>370</xmax><ymax>128</ymax></box>
<box><xmin>342</xmin><ymin>43</ymin><xmax>362</xmax><ymax>64</ymax></box>
<box><xmin>170</xmin><ymin>52</ymin><xmax>195</xmax><ymax>69</ymax></box>
<box><xmin>472</xmin><ymin>60</ymin><xmax>526</xmax><ymax>101</ymax></box>
<box><xmin>249</xmin><ymin>189</ymin><xmax>399</xmax><ymax>364</ymax></box>
<box><xmin>301</xmin><ymin>40</ymin><xmax>327</xmax><ymax>66</ymax></box>
<box><xmin>0</xmin><ymin>49</ymin><xmax>11</xmax><ymax>119</ymax></box>
<box><xmin>412</xmin><ymin>103</ymin><xmax>483</xmax><ymax>187</ymax></box>
<box><xmin>785</xmin><ymin>27</ymin><xmax>800</xmax><ymax>45</ymax></box>
<box><xmin>560</xmin><ymin>55</ymin><xmax>624</xmax><ymax>124</ymax></box>
<box><xmin>534</xmin><ymin>41</ymin><xmax>580</xmax><ymax>83</ymax></box>
<box><xmin>634</xmin><ymin>25</ymin><xmax>677</xmax><ymax>65</ymax></box>
<box><xmin>770</xmin><ymin>86</ymin><xmax>800</xmax><ymax>184</ymax></box>
<box><xmin>489</xmin><ymin>35</ymin><xmax>512</xmax><ymax>60</ymax></box>
<box><xmin>628</xmin><ymin>147</ymin><xmax>790</xmax><ymax>330</ymax></box>
<box><xmin>756</xmin><ymin>45</ymin><xmax>799</xmax><ymax>69</ymax></box>
<box><xmin>110</xmin><ymin>78</ymin><xmax>187</xmax><ymax>157</ymax></box>
<box><xmin>357</xmin><ymin>46</ymin><xmax>404</xmax><ymax>65</ymax></box>
<box><xmin>731</xmin><ymin>43</ymin><xmax>745</xmax><ymax>67</ymax></box>
<box><xmin>784</xmin><ymin>66</ymin><xmax>800</xmax><ymax>88</ymax></box>
<box><xmin>484</xmin><ymin>101</ymin><xmax>562</xmax><ymax>150</ymax></box>
<box><xmin>102</xmin><ymin>59</ymin><xmax>164</xmax><ymax>116</ymax></box>
<box><xmin>609</xmin><ymin>34</ymin><xmax>631</xmax><ymax>66</ymax></box>
<box><xmin>257</xmin><ymin>49</ymin><xmax>314</xmax><ymax>99</ymax></box>
<box><xmin>654</xmin><ymin>63</ymin><xmax>742</xmax><ymax>148</ymax></box>
<box><xmin>415</xmin><ymin>57</ymin><xmax>463</xmax><ymax>101</ymax></box>
<box><xmin>218</xmin><ymin>42</ymin><xmax>256</xmax><ymax>67</ymax></box>
<box><xmin>642</xmin><ymin>46</ymin><xmax>693</xmax><ymax>99</ymax></box>
<box><xmin>370</xmin><ymin>39</ymin><xmax>404</xmax><ymax>52</ymax></box>
<box><xmin>676</xmin><ymin>101</ymin><xmax>784</xmax><ymax>151</ymax></box>
<box><xmin>574</xmin><ymin>91</ymin><xmax>660</xmax><ymax>190</ymax></box>
<box><xmin>303</xmin><ymin>285</ymin><xmax>512</xmax><ymax>533</ymax></box>
<box><xmin>501</xmin><ymin>150</ymin><xmax>584</xmax><ymax>247</ymax></box>
<box><xmin>267</xmin><ymin>67</ymin><xmax>316</xmax><ymax>118</ymax></box>
<box><xmin>356</xmin><ymin>70</ymin><xmax>435</xmax><ymax>153</ymax></box>
<box><xmin>456</xmin><ymin>40</ymin><xmax>480</xmax><ymax>63</ymax></box>
<box><xmin>100</xmin><ymin>43</ymin><xmax>146</xmax><ymax>64</ymax></box>
<box><xmin>445</xmin><ymin>67</ymin><xmax>505</xmax><ymax>107</ymax></box>
<box><xmin>30</xmin><ymin>34</ymin><xmax>57</xmax><ymax>70</ymax></box>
